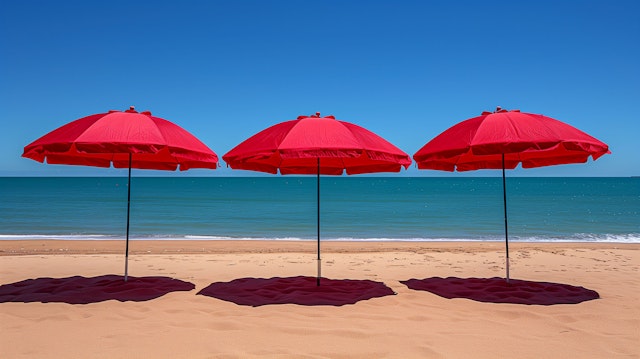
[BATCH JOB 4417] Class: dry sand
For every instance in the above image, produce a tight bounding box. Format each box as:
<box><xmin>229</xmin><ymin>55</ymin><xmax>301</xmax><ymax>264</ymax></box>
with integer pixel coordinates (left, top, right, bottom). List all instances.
<box><xmin>1</xmin><ymin>240</ymin><xmax>639</xmax><ymax>358</ymax></box>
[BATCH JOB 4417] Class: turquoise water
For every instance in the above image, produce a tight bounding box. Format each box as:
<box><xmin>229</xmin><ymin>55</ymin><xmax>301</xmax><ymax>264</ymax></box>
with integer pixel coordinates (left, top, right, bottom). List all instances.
<box><xmin>0</xmin><ymin>177</ymin><xmax>638</xmax><ymax>242</ymax></box>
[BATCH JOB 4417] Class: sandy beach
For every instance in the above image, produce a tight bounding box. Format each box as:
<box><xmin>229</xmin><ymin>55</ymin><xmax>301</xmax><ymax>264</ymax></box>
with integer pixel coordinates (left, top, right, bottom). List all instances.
<box><xmin>1</xmin><ymin>240</ymin><xmax>638</xmax><ymax>358</ymax></box>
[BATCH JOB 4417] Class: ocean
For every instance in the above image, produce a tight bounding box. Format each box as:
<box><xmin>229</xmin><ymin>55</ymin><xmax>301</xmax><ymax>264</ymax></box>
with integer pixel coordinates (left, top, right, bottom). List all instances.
<box><xmin>0</xmin><ymin>177</ymin><xmax>638</xmax><ymax>243</ymax></box>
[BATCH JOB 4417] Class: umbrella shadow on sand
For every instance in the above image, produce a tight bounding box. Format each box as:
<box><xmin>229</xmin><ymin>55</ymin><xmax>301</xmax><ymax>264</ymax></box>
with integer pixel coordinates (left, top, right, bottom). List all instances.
<box><xmin>0</xmin><ymin>275</ymin><xmax>195</xmax><ymax>304</ymax></box>
<box><xmin>401</xmin><ymin>277</ymin><xmax>599</xmax><ymax>305</ymax></box>
<box><xmin>197</xmin><ymin>276</ymin><xmax>396</xmax><ymax>307</ymax></box>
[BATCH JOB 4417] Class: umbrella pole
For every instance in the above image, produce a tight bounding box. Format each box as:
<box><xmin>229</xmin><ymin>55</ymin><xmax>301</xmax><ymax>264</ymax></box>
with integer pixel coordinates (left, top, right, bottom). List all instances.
<box><xmin>316</xmin><ymin>158</ymin><xmax>321</xmax><ymax>286</ymax></box>
<box><xmin>502</xmin><ymin>154</ymin><xmax>510</xmax><ymax>283</ymax></box>
<box><xmin>124</xmin><ymin>153</ymin><xmax>132</xmax><ymax>282</ymax></box>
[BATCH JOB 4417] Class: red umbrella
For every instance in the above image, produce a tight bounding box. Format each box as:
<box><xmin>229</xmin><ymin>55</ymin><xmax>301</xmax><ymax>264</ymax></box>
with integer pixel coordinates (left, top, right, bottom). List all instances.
<box><xmin>413</xmin><ymin>107</ymin><xmax>610</xmax><ymax>281</ymax></box>
<box><xmin>223</xmin><ymin>112</ymin><xmax>411</xmax><ymax>285</ymax></box>
<box><xmin>23</xmin><ymin>106</ymin><xmax>219</xmax><ymax>280</ymax></box>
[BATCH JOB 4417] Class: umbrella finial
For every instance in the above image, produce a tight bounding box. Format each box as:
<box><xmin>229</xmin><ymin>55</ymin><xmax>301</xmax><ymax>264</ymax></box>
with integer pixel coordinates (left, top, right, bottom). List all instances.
<box><xmin>126</xmin><ymin>106</ymin><xmax>138</xmax><ymax>113</ymax></box>
<box><xmin>482</xmin><ymin>106</ymin><xmax>509</xmax><ymax>115</ymax></box>
<box><xmin>315</xmin><ymin>112</ymin><xmax>321</xmax><ymax>117</ymax></box>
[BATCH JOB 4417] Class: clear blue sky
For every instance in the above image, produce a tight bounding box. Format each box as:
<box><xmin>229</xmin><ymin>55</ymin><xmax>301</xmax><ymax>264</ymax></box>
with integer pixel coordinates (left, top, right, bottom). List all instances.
<box><xmin>1</xmin><ymin>0</ymin><xmax>638</xmax><ymax>177</ymax></box>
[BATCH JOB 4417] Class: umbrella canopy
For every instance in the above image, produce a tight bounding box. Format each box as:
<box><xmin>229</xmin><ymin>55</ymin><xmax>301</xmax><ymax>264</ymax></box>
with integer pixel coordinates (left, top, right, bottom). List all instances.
<box><xmin>223</xmin><ymin>112</ymin><xmax>411</xmax><ymax>175</ymax></box>
<box><xmin>23</xmin><ymin>106</ymin><xmax>218</xmax><ymax>171</ymax></box>
<box><xmin>413</xmin><ymin>107</ymin><xmax>610</xmax><ymax>171</ymax></box>
<box><xmin>23</xmin><ymin>106</ymin><xmax>219</xmax><ymax>280</ymax></box>
<box><xmin>413</xmin><ymin>107</ymin><xmax>610</xmax><ymax>281</ymax></box>
<box><xmin>223</xmin><ymin>112</ymin><xmax>411</xmax><ymax>285</ymax></box>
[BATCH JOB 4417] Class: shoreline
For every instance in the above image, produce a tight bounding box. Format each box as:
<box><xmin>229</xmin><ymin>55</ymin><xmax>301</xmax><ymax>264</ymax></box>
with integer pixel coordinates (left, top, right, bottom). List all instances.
<box><xmin>2</xmin><ymin>239</ymin><xmax>638</xmax><ymax>256</ymax></box>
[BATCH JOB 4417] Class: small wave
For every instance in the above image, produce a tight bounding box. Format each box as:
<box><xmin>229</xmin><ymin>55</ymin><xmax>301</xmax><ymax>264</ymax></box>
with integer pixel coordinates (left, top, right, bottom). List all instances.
<box><xmin>0</xmin><ymin>234</ymin><xmax>118</xmax><ymax>240</ymax></box>
<box><xmin>184</xmin><ymin>235</ymin><xmax>310</xmax><ymax>241</ymax></box>
<box><xmin>509</xmin><ymin>233</ymin><xmax>640</xmax><ymax>243</ymax></box>
<box><xmin>1</xmin><ymin>233</ymin><xmax>638</xmax><ymax>243</ymax></box>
